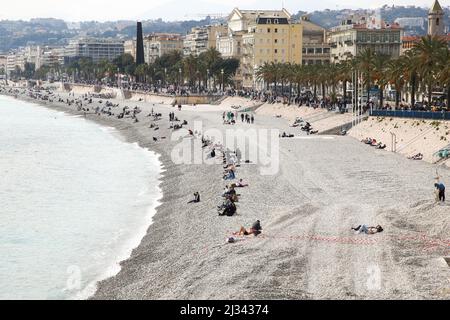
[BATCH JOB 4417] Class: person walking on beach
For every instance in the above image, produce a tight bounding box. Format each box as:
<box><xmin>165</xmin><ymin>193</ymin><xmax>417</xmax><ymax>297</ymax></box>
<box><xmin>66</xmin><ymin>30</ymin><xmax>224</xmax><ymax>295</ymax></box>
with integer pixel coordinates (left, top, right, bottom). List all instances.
<box><xmin>241</xmin><ymin>113</ymin><xmax>244</xmax><ymax>122</ymax></box>
<box><xmin>435</xmin><ymin>182</ymin><xmax>445</xmax><ymax>202</ymax></box>
<box><xmin>251</xmin><ymin>115</ymin><xmax>254</xmax><ymax>124</ymax></box>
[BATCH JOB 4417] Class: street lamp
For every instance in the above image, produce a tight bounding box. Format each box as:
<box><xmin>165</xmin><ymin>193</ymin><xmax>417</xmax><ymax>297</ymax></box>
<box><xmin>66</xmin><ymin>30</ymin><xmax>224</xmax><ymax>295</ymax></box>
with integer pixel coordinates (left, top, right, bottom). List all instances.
<box><xmin>221</xmin><ymin>68</ymin><xmax>224</xmax><ymax>93</ymax></box>
<box><xmin>207</xmin><ymin>69</ymin><xmax>210</xmax><ymax>91</ymax></box>
<box><xmin>178</xmin><ymin>67</ymin><xmax>182</xmax><ymax>93</ymax></box>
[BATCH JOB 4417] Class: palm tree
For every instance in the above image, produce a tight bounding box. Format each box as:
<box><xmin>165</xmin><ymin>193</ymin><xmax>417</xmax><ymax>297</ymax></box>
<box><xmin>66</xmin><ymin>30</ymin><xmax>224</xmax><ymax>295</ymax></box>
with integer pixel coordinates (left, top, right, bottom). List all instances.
<box><xmin>403</xmin><ymin>49</ymin><xmax>420</xmax><ymax>108</ymax></box>
<box><xmin>183</xmin><ymin>54</ymin><xmax>198</xmax><ymax>91</ymax></box>
<box><xmin>372</xmin><ymin>54</ymin><xmax>391</xmax><ymax>109</ymax></box>
<box><xmin>387</xmin><ymin>57</ymin><xmax>407</xmax><ymax>108</ymax></box>
<box><xmin>256</xmin><ymin>62</ymin><xmax>274</xmax><ymax>91</ymax></box>
<box><xmin>338</xmin><ymin>60</ymin><xmax>353</xmax><ymax>105</ymax></box>
<box><xmin>437</xmin><ymin>48</ymin><xmax>450</xmax><ymax>108</ymax></box>
<box><xmin>356</xmin><ymin>48</ymin><xmax>376</xmax><ymax>103</ymax></box>
<box><xmin>413</xmin><ymin>35</ymin><xmax>448</xmax><ymax>106</ymax></box>
<box><xmin>135</xmin><ymin>64</ymin><xmax>148</xmax><ymax>83</ymax></box>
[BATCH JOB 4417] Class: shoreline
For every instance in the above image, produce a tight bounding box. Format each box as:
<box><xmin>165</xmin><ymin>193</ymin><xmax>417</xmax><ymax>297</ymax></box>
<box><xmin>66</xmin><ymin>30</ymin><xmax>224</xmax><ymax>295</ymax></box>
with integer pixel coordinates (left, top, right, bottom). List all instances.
<box><xmin>0</xmin><ymin>91</ymin><xmax>170</xmax><ymax>299</ymax></box>
<box><xmin>1</xmin><ymin>87</ymin><xmax>449</xmax><ymax>300</ymax></box>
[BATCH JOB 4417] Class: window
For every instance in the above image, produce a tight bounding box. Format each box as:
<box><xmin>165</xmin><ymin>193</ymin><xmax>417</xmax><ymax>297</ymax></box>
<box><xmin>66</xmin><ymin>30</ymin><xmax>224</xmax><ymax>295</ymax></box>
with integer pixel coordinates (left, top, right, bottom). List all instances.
<box><xmin>274</xmin><ymin>19</ymin><xmax>279</xmax><ymax>24</ymax></box>
<box><xmin>267</xmin><ymin>28</ymin><xmax>271</xmax><ymax>33</ymax></box>
<box><xmin>302</xmin><ymin>48</ymin><xmax>306</xmax><ymax>54</ymax></box>
<box><xmin>307</xmin><ymin>48</ymin><xmax>314</xmax><ymax>54</ymax></box>
<box><xmin>267</xmin><ymin>19</ymin><xmax>271</xmax><ymax>24</ymax></box>
<box><xmin>437</xmin><ymin>18</ymin><xmax>440</xmax><ymax>26</ymax></box>
<box><xmin>275</xmin><ymin>28</ymin><xmax>278</xmax><ymax>33</ymax></box>
<box><xmin>275</xmin><ymin>49</ymin><xmax>278</xmax><ymax>53</ymax></box>
<box><xmin>323</xmin><ymin>48</ymin><xmax>330</xmax><ymax>54</ymax></box>
<box><xmin>275</xmin><ymin>39</ymin><xmax>278</xmax><ymax>43</ymax></box>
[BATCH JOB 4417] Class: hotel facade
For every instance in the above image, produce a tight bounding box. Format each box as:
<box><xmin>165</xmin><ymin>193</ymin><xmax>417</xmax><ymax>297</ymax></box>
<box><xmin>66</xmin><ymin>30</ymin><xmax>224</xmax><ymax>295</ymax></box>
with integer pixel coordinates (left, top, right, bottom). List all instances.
<box><xmin>217</xmin><ymin>8</ymin><xmax>303</xmax><ymax>89</ymax></box>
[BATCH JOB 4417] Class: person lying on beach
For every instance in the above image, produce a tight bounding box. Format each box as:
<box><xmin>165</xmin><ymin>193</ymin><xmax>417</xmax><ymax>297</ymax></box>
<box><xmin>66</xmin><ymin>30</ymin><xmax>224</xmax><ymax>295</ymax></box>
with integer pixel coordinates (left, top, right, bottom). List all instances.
<box><xmin>188</xmin><ymin>192</ymin><xmax>200</xmax><ymax>203</ymax></box>
<box><xmin>352</xmin><ymin>225</ymin><xmax>383</xmax><ymax>234</ymax></box>
<box><xmin>235</xmin><ymin>179</ymin><xmax>249</xmax><ymax>187</ymax></box>
<box><xmin>280</xmin><ymin>132</ymin><xmax>294</xmax><ymax>138</ymax></box>
<box><xmin>408</xmin><ymin>153</ymin><xmax>423</xmax><ymax>160</ymax></box>
<box><xmin>235</xmin><ymin>220</ymin><xmax>262</xmax><ymax>237</ymax></box>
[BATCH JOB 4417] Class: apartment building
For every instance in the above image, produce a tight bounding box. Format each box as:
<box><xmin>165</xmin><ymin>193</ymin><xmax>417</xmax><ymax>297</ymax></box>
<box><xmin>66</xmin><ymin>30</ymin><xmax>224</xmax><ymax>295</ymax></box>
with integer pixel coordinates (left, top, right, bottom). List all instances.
<box><xmin>143</xmin><ymin>33</ymin><xmax>183</xmax><ymax>63</ymax></box>
<box><xmin>218</xmin><ymin>8</ymin><xmax>303</xmax><ymax>89</ymax></box>
<box><xmin>183</xmin><ymin>25</ymin><xmax>227</xmax><ymax>56</ymax></box>
<box><xmin>300</xmin><ymin>16</ymin><xmax>330</xmax><ymax>65</ymax></box>
<box><xmin>65</xmin><ymin>37</ymin><xmax>125</xmax><ymax>64</ymax></box>
<box><xmin>328</xmin><ymin>15</ymin><xmax>403</xmax><ymax>63</ymax></box>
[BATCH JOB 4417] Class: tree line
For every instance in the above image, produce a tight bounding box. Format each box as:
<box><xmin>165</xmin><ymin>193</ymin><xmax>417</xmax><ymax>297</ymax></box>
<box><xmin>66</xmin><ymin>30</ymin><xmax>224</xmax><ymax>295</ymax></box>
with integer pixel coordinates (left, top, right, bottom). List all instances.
<box><xmin>25</xmin><ymin>48</ymin><xmax>239</xmax><ymax>91</ymax></box>
<box><xmin>256</xmin><ymin>35</ymin><xmax>450</xmax><ymax>108</ymax></box>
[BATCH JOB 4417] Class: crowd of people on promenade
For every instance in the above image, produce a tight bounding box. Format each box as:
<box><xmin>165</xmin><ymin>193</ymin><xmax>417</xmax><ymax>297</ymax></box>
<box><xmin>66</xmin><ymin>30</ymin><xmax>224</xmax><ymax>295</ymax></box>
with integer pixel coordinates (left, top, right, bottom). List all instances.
<box><xmin>222</xmin><ymin>110</ymin><xmax>255</xmax><ymax>125</ymax></box>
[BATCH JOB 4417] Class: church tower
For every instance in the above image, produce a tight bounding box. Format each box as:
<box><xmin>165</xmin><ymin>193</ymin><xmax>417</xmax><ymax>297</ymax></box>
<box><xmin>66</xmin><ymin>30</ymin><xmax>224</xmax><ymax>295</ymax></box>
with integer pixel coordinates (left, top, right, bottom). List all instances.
<box><xmin>428</xmin><ymin>0</ymin><xmax>445</xmax><ymax>36</ymax></box>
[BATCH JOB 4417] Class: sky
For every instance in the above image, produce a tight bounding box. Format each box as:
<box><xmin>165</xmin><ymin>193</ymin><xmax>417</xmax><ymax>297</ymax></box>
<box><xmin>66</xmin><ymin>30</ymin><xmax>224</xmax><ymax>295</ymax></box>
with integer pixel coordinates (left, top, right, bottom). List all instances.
<box><xmin>0</xmin><ymin>0</ymin><xmax>441</xmax><ymax>22</ymax></box>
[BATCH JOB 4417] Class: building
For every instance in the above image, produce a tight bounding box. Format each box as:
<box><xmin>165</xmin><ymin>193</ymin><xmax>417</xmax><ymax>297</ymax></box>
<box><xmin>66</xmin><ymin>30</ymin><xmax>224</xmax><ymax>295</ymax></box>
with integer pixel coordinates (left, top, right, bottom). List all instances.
<box><xmin>64</xmin><ymin>37</ymin><xmax>124</xmax><ymax>64</ymax></box>
<box><xmin>428</xmin><ymin>0</ymin><xmax>445</xmax><ymax>36</ymax></box>
<box><xmin>394</xmin><ymin>17</ymin><xmax>425</xmax><ymax>30</ymax></box>
<box><xmin>6</xmin><ymin>52</ymin><xmax>25</xmax><ymax>75</ymax></box>
<box><xmin>36</xmin><ymin>47</ymin><xmax>65</xmax><ymax>69</ymax></box>
<box><xmin>401</xmin><ymin>0</ymin><xmax>449</xmax><ymax>53</ymax></box>
<box><xmin>143</xmin><ymin>33</ymin><xmax>183</xmax><ymax>63</ymax></box>
<box><xmin>328</xmin><ymin>14</ymin><xmax>402</xmax><ymax>63</ymax></box>
<box><xmin>299</xmin><ymin>16</ymin><xmax>330</xmax><ymax>65</ymax></box>
<box><xmin>218</xmin><ymin>8</ymin><xmax>302</xmax><ymax>89</ymax></box>
<box><xmin>0</xmin><ymin>55</ymin><xmax>6</xmax><ymax>69</ymax></box>
<box><xmin>183</xmin><ymin>25</ymin><xmax>227</xmax><ymax>56</ymax></box>
<box><xmin>124</xmin><ymin>40</ymin><xmax>137</xmax><ymax>60</ymax></box>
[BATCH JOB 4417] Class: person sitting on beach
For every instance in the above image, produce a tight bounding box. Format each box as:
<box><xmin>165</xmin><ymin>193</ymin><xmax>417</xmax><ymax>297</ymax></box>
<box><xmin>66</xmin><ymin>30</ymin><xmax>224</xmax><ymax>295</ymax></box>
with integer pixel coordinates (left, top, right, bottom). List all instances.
<box><xmin>188</xmin><ymin>192</ymin><xmax>200</xmax><ymax>203</ymax></box>
<box><xmin>210</xmin><ymin>148</ymin><xmax>216</xmax><ymax>158</ymax></box>
<box><xmin>235</xmin><ymin>220</ymin><xmax>262</xmax><ymax>237</ymax></box>
<box><xmin>218</xmin><ymin>199</ymin><xmax>236</xmax><ymax>216</ymax></box>
<box><xmin>223</xmin><ymin>186</ymin><xmax>238</xmax><ymax>201</ymax></box>
<box><xmin>352</xmin><ymin>225</ymin><xmax>383</xmax><ymax>234</ymax></box>
<box><xmin>235</xmin><ymin>179</ymin><xmax>248</xmax><ymax>187</ymax></box>
<box><xmin>223</xmin><ymin>169</ymin><xmax>236</xmax><ymax>180</ymax></box>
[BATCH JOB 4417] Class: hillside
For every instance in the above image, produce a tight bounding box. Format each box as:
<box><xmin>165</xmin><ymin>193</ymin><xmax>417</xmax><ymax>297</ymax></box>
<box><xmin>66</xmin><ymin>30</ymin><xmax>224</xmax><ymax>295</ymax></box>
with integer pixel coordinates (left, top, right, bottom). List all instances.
<box><xmin>1</xmin><ymin>5</ymin><xmax>449</xmax><ymax>53</ymax></box>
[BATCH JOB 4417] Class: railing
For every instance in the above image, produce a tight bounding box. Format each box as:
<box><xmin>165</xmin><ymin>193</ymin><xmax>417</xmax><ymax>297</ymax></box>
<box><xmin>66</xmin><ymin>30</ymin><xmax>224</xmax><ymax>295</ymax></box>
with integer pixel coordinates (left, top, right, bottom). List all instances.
<box><xmin>370</xmin><ymin>109</ymin><xmax>450</xmax><ymax>120</ymax></box>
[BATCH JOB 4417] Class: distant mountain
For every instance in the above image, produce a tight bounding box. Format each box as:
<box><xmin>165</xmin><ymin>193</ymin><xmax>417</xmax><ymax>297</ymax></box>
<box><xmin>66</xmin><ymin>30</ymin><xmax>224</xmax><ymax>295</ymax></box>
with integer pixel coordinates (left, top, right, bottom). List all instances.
<box><xmin>1</xmin><ymin>5</ymin><xmax>449</xmax><ymax>53</ymax></box>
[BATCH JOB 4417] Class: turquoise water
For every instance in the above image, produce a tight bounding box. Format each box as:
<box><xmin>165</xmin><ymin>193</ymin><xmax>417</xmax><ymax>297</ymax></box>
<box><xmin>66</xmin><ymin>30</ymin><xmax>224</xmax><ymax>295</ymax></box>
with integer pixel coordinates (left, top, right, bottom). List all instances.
<box><xmin>0</xmin><ymin>96</ymin><xmax>162</xmax><ymax>299</ymax></box>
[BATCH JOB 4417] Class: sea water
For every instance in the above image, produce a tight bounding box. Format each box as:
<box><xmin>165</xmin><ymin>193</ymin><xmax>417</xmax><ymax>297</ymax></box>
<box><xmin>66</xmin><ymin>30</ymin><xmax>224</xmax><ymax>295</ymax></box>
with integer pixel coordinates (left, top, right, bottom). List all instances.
<box><xmin>0</xmin><ymin>95</ymin><xmax>162</xmax><ymax>299</ymax></box>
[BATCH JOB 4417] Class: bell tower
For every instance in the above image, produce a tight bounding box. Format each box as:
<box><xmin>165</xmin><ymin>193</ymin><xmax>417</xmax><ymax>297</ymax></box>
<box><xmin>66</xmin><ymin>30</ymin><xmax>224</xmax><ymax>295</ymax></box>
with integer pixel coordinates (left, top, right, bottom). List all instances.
<box><xmin>428</xmin><ymin>0</ymin><xmax>445</xmax><ymax>36</ymax></box>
